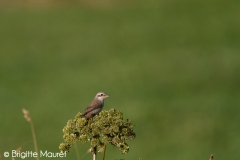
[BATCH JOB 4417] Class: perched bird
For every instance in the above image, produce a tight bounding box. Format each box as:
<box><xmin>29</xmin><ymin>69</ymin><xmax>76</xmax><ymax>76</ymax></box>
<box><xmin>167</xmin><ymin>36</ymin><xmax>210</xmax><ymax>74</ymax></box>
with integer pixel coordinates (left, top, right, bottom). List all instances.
<box><xmin>83</xmin><ymin>92</ymin><xmax>109</xmax><ymax>119</ymax></box>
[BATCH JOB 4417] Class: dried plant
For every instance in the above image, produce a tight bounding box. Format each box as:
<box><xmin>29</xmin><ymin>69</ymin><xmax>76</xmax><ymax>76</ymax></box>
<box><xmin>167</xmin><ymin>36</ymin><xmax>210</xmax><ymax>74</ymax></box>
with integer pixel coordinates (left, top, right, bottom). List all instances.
<box><xmin>209</xmin><ymin>154</ymin><xmax>214</xmax><ymax>160</ymax></box>
<box><xmin>22</xmin><ymin>108</ymin><xmax>39</xmax><ymax>160</ymax></box>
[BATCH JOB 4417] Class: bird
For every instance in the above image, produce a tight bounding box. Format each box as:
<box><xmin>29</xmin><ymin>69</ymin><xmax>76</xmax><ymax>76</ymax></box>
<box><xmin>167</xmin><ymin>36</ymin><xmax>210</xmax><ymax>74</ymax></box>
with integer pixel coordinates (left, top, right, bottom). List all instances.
<box><xmin>83</xmin><ymin>92</ymin><xmax>109</xmax><ymax>119</ymax></box>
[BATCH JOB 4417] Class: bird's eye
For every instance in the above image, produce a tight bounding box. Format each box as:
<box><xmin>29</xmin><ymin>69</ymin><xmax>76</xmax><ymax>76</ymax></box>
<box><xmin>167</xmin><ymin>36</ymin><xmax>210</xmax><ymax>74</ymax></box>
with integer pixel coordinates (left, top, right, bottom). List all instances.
<box><xmin>101</xmin><ymin>94</ymin><xmax>104</xmax><ymax>96</ymax></box>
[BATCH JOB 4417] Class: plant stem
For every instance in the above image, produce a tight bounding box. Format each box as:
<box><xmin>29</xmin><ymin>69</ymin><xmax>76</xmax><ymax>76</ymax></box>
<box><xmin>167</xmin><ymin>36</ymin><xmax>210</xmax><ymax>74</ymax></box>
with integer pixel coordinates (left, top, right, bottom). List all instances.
<box><xmin>93</xmin><ymin>147</ymin><xmax>97</xmax><ymax>160</ymax></box>
<box><xmin>102</xmin><ymin>144</ymin><xmax>106</xmax><ymax>160</ymax></box>
<box><xmin>74</xmin><ymin>144</ymin><xmax>80</xmax><ymax>160</ymax></box>
<box><xmin>30</xmin><ymin>120</ymin><xmax>39</xmax><ymax>160</ymax></box>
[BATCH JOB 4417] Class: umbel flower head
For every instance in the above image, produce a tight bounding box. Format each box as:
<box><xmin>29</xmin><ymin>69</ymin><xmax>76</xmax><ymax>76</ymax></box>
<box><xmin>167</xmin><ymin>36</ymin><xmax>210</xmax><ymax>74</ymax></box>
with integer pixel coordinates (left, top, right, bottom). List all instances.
<box><xmin>59</xmin><ymin>108</ymin><xmax>136</xmax><ymax>154</ymax></box>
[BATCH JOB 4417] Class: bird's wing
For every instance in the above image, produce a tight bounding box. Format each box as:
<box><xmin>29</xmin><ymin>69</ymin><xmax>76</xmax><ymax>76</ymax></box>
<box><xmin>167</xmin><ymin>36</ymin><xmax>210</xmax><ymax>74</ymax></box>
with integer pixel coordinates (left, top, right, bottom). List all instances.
<box><xmin>83</xmin><ymin>100</ymin><xmax>103</xmax><ymax>115</ymax></box>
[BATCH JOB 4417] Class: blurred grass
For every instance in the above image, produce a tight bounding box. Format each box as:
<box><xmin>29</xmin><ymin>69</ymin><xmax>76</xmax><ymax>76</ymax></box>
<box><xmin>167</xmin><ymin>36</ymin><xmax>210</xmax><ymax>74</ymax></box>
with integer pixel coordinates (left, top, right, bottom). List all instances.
<box><xmin>0</xmin><ymin>0</ymin><xmax>240</xmax><ymax>159</ymax></box>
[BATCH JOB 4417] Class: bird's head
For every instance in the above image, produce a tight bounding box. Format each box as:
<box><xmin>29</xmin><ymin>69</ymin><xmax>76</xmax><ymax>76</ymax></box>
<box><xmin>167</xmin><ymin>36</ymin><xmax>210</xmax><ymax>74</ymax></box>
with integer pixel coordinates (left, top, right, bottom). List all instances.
<box><xmin>95</xmin><ymin>92</ymin><xmax>109</xmax><ymax>101</ymax></box>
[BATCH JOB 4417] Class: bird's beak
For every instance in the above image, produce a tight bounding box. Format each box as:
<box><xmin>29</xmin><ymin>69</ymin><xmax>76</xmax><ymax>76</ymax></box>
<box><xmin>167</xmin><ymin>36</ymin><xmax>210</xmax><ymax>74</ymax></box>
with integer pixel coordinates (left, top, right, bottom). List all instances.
<box><xmin>105</xmin><ymin>95</ymin><xmax>109</xmax><ymax>98</ymax></box>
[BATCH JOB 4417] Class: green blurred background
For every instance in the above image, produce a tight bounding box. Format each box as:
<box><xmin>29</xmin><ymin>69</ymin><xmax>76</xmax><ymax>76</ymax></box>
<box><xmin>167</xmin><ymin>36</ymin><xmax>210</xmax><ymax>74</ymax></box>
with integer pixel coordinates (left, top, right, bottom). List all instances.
<box><xmin>1</xmin><ymin>0</ymin><xmax>240</xmax><ymax>159</ymax></box>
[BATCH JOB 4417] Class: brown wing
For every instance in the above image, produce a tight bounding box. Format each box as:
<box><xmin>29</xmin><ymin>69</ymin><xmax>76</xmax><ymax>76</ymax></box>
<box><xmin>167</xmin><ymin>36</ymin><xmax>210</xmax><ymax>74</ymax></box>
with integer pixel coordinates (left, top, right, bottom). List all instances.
<box><xmin>83</xmin><ymin>99</ymin><xmax>103</xmax><ymax>115</ymax></box>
